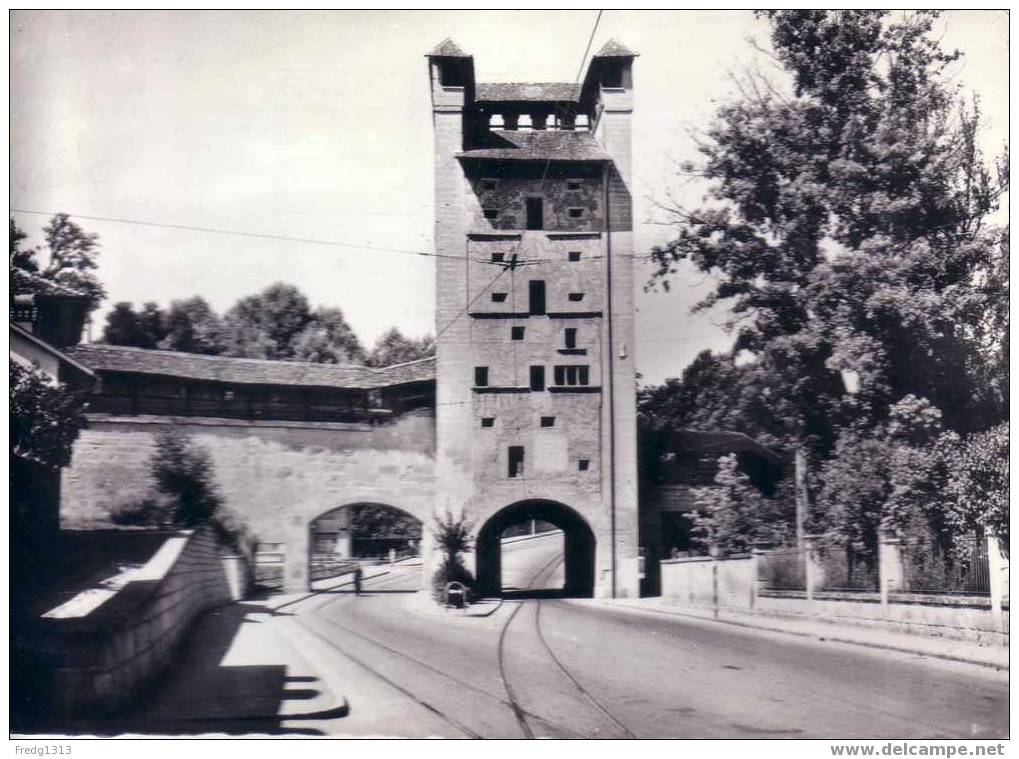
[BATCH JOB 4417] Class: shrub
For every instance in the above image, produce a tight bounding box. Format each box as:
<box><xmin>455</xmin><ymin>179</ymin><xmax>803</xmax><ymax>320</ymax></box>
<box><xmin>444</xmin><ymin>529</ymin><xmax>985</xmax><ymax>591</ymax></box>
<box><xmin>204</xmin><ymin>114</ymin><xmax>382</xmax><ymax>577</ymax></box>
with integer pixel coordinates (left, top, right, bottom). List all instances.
<box><xmin>430</xmin><ymin>509</ymin><xmax>475</xmax><ymax>603</ymax></box>
<box><xmin>691</xmin><ymin>454</ymin><xmax>794</xmax><ymax>556</ymax></box>
<box><xmin>149</xmin><ymin>429</ymin><xmax>223</xmax><ymax>527</ymax></box>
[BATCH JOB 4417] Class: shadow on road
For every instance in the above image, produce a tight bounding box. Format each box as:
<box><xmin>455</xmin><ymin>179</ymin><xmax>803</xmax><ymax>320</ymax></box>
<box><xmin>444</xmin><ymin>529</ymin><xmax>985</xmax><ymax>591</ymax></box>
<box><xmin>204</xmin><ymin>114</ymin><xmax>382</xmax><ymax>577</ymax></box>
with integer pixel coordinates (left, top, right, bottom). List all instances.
<box><xmin>19</xmin><ymin>601</ymin><xmax>340</xmax><ymax>737</ymax></box>
<box><xmin>500</xmin><ymin>588</ymin><xmax>577</xmax><ymax>600</ymax></box>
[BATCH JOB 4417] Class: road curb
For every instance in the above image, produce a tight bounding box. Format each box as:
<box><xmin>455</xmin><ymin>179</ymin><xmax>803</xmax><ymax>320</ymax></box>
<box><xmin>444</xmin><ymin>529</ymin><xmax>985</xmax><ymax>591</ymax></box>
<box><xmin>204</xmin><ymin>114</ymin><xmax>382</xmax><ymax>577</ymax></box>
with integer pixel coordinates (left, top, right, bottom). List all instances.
<box><xmin>591</xmin><ymin>600</ymin><xmax>1009</xmax><ymax>671</ymax></box>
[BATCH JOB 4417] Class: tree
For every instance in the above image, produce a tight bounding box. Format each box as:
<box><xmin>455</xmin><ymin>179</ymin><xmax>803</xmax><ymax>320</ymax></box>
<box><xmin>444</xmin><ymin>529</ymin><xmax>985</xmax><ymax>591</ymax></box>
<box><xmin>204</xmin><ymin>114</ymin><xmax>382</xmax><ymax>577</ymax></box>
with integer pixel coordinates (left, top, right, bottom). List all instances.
<box><xmin>291</xmin><ymin>307</ymin><xmax>365</xmax><ymax>364</ymax></box>
<box><xmin>10</xmin><ymin>362</ymin><xmax>87</xmax><ymax>468</ymax></box>
<box><xmin>352</xmin><ymin>504</ymin><xmax>421</xmax><ymax>542</ymax></box>
<box><xmin>649</xmin><ymin>11</ymin><xmax>1008</xmax><ymax>451</ymax></box>
<box><xmin>691</xmin><ymin>454</ymin><xmax>794</xmax><ymax>556</ymax></box>
<box><xmin>140</xmin><ymin>430</ymin><xmax>223</xmax><ymax>527</ymax></box>
<box><xmin>160</xmin><ymin>296</ymin><xmax>225</xmax><ymax>355</ymax></box>
<box><xmin>430</xmin><ymin>509</ymin><xmax>475</xmax><ymax>602</ymax></box>
<box><xmin>39</xmin><ymin>213</ymin><xmax>106</xmax><ymax>312</ymax></box>
<box><xmin>9</xmin><ymin>219</ymin><xmax>37</xmax><ymax>273</ymax></box>
<box><xmin>101</xmin><ymin>301</ymin><xmax>167</xmax><ymax>348</ymax></box>
<box><xmin>10</xmin><ymin>214</ymin><xmax>106</xmax><ymax>312</ymax></box>
<box><xmin>221</xmin><ymin>283</ymin><xmax>313</xmax><ymax>360</ymax></box>
<box><xmin>637</xmin><ymin>350</ymin><xmax>791</xmax><ymax>451</ymax></box>
<box><xmin>366</xmin><ymin>327</ymin><xmax>434</xmax><ymax>367</ymax></box>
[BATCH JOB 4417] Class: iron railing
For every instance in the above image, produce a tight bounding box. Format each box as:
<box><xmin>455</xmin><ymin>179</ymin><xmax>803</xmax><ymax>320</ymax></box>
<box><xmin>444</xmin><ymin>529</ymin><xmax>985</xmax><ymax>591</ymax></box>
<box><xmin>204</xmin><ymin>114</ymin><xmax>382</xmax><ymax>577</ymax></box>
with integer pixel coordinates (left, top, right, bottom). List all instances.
<box><xmin>816</xmin><ymin>546</ymin><xmax>879</xmax><ymax>592</ymax></box>
<box><xmin>899</xmin><ymin>534</ymin><xmax>990</xmax><ymax>596</ymax></box>
<box><xmin>757</xmin><ymin>548</ymin><xmax>807</xmax><ymax>591</ymax></box>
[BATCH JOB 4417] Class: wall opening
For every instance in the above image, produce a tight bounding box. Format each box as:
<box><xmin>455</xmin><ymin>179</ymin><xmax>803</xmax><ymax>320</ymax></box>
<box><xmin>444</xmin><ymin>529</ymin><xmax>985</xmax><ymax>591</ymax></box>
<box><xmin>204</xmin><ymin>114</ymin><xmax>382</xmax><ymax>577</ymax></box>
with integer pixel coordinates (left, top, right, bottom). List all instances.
<box><xmin>475</xmin><ymin>499</ymin><xmax>595</xmax><ymax>598</ymax></box>
<box><xmin>307</xmin><ymin>503</ymin><xmax>422</xmax><ymax>590</ymax></box>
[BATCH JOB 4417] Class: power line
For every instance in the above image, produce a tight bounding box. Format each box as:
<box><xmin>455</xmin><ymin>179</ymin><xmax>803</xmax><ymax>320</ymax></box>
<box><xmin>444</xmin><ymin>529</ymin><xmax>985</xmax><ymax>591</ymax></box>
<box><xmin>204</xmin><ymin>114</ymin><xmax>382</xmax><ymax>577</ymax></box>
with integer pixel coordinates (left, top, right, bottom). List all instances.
<box><xmin>9</xmin><ymin>208</ymin><xmax>468</xmax><ymax>262</ymax></box>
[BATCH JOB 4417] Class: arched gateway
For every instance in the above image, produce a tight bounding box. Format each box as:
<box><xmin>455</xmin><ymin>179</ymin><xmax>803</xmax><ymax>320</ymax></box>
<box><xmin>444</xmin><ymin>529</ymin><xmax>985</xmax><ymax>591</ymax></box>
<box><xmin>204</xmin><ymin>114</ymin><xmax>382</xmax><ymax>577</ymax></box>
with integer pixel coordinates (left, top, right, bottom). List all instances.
<box><xmin>476</xmin><ymin>500</ymin><xmax>595</xmax><ymax>597</ymax></box>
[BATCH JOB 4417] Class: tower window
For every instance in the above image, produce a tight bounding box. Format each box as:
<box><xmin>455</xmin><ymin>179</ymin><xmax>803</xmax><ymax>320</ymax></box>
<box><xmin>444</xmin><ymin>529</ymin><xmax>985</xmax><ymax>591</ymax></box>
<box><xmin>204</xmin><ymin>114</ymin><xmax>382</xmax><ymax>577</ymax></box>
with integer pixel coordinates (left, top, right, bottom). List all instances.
<box><xmin>567</xmin><ymin>208</ymin><xmax>584</xmax><ymax>219</ymax></box>
<box><xmin>568</xmin><ymin>292</ymin><xmax>585</xmax><ymax>302</ymax></box>
<box><xmin>482</xmin><ymin>179</ymin><xmax>498</xmax><ymax>190</ymax></box>
<box><xmin>565</xmin><ymin>328</ymin><xmax>577</xmax><ymax>349</ymax></box>
<box><xmin>540</xmin><ymin>416</ymin><xmax>555</xmax><ymax>428</ymax></box>
<box><xmin>483</xmin><ymin>208</ymin><xmax>499</xmax><ymax>221</ymax></box>
<box><xmin>529</xmin><ymin>365</ymin><xmax>545</xmax><ymax>392</ymax></box>
<box><xmin>511</xmin><ymin>326</ymin><xmax>525</xmax><ymax>340</ymax></box>
<box><xmin>568</xmin><ymin>251</ymin><xmax>582</xmax><ymax>262</ymax></box>
<box><xmin>481</xmin><ymin>417</ymin><xmax>495</xmax><ymax>428</ymax></box>
<box><xmin>475</xmin><ymin>366</ymin><xmax>489</xmax><ymax>386</ymax></box>
<box><xmin>578</xmin><ymin>459</ymin><xmax>590</xmax><ymax>471</ymax></box>
<box><xmin>528</xmin><ymin>280</ymin><xmax>546</xmax><ymax>315</ymax></box>
<box><xmin>491</xmin><ymin>292</ymin><xmax>508</xmax><ymax>303</ymax></box>
<box><xmin>602</xmin><ymin>61</ymin><xmax>624</xmax><ymax>89</ymax></box>
<box><xmin>492</xmin><ymin>252</ymin><xmax>505</xmax><ymax>262</ymax></box>
<box><xmin>526</xmin><ymin>197</ymin><xmax>544</xmax><ymax>230</ymax></box>
<box><xmin>439</xmin><ymin>60</ymin><xmax>467</xmax><ymax>87</ymax></box>
<box><xmin>508</xmin><ymin>446</ymin><xmax>525</xmax><ymax>478</ymax></box>
<box><xmin>554</xmin><ymin>365</ymin><xmax>590</xmax><ymax>386</ymax></box>
<box><xmin>567</xmin><ymin>179</ymin><xmax>582</xmax><ymax>191</ymax></box>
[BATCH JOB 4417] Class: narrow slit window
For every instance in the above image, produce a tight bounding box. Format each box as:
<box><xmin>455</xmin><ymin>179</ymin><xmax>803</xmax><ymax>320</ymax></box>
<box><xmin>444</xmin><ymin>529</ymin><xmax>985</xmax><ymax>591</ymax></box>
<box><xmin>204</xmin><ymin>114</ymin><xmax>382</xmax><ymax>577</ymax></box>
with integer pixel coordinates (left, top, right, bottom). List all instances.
<box><xmin>568</xmin><ymin>251</ymin><xmax>582</xmax><ymax>262</ymax></box>
<box><xmin>565</xmin><ymin>328</ymin><xmax>577</xmax><ymax>349</ymax></box>
<box><xmin>508</xmin><ymin>446</ymin><xmax>525</xmax><ymax>478</ymax></box>
<box><xmin>528</xmin><ymin>280</ymin><xmax>546</xmax><ymax>315</ymax></box>
<box><xmin>568</xmin><ymin>292</ymin><xmax>585</xmax><ymax>302</ymax></box>
<box><xmin>554</xmin><ymin>366</ymin><xmax>566</xmax><ymax>386</ymax></box>
<box><xmin>578</xmin><ymin>459</ymin><xmax>590</xmax><ymax>471</ymax></box>
<box><xmin>529</xmin><ymin>365</ymin><xmax>545</xmax><ymax>392</ymax></box>
<box><xmin>567</xmin><ymin>208</ymin><xmax>584</xmax><ymax>219</ymax></box>
<box><xmin>481</xmin><ymin>417</ymin><xmax>495</xmax><ymax>428</ymax></box>
<box><xmin>540</xmin><ymin>416</ymin><xmax>555</xmax><ymax>428</ymax></box>
<box><xmin>511</xmin><ymin>326</ymin><xmax>525</xmax><ymax>340</ymax></box>
<box><xmin>474</xmin><ymin>366</ymin><xmax>489</xmax><ymax>387</ymax></box>
<box><xmin>526</xmin><ymin>197</ymin><xmax>544</xmax><ymax>230</ymax></box>
<box><xmin>567</xmin><ymin>179</ymin><xmax>582</xmax><ymax>191</ymax></box>
<box><xmin>491</xmin><ymin>292</ymin><xmax>508</xmax><ymax>303</ymax></box>
<box><xmin>578</xmin><ymin>366</ymin><xmax>590</xmax><ymax>385</ymax></box>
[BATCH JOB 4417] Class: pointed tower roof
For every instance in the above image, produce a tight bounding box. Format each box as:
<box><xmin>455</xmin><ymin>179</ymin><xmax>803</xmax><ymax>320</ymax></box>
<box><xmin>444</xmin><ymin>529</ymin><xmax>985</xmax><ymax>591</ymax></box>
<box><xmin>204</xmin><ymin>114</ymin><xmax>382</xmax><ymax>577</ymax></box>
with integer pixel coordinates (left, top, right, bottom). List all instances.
<box><xmin>427</xmin><ymin>38</ymin><xmax>471</xmax><ymax>58</ymax></box>
<box><xmin>593</xmin><ymin>38</ymin><xmax>638</xmax><ymax>58</ymax></box>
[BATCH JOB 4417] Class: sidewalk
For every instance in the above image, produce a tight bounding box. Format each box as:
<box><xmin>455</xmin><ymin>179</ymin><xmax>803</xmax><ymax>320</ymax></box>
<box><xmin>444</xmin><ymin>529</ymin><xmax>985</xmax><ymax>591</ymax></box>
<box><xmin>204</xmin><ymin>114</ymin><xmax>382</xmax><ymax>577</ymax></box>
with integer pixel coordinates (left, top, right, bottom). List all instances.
<box><xmin>591</xmin><ymin>597</ymin><xmax>1009</xmax><ymax>671</ymax></box>
<box><xmin>53</xmin><ymin>595</ymin><xmax>350</xmax><ymax>736</ymax></box>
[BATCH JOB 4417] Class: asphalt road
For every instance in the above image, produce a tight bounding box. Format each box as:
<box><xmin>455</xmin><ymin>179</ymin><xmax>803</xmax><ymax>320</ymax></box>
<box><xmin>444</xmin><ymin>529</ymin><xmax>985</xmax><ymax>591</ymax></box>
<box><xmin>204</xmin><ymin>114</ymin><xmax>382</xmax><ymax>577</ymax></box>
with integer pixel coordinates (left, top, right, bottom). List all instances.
<box><xmin>288</xmin><ymin>536</ymin><xmax>1009</xmax><ymax>739</ymax></box>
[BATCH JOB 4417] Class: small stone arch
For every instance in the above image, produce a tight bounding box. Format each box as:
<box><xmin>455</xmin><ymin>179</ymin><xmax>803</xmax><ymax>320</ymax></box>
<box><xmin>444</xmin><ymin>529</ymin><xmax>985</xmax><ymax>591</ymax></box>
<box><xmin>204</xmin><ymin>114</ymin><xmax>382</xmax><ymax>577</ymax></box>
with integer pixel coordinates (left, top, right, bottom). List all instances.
<box><xmin>306</xmin><ymin>502</ymin><xmax>423</xmax><ymax>583</ymax></box>
<box><xmin>475</xmin><ymin>499</ymin><xmax>595</xmax><ymax>597</ymax></box>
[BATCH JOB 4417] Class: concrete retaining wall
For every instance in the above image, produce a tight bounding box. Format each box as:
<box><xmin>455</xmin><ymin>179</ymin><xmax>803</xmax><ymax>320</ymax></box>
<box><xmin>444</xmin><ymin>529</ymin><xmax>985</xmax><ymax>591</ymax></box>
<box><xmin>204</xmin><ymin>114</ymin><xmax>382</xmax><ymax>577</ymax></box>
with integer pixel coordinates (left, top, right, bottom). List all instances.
<box><xmin>661</xmin><ymin>556</ymin><xmax>755</xmax><ymax>611</ymax></box>
<box><xmin>39</xmin><ymin>526</ymin><xmax>248</xmax><ymax>716</ymax></box>
<box><xmin>660</xmin><ymin>555</ymin><xmax>1008</xmax><ymax>645</ymax></box>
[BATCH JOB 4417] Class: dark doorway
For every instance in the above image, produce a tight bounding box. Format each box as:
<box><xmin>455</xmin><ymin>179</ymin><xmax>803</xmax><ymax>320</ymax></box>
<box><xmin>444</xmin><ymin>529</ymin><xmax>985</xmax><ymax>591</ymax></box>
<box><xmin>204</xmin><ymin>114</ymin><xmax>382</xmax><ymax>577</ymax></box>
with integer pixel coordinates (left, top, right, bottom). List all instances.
<box><xmin>528</xmin><ymin>280</ymin><xmax>546</xmax><ymax>315</ymax></box>
<box><xmin>475</xmin><ymin>499</ymin><xmax>595</xmax><ymax>598</ymax></box>
<box><xmin>526</xmin><ymin>197</ymin><xmax>544</xmax><ymax>230</ymax></box>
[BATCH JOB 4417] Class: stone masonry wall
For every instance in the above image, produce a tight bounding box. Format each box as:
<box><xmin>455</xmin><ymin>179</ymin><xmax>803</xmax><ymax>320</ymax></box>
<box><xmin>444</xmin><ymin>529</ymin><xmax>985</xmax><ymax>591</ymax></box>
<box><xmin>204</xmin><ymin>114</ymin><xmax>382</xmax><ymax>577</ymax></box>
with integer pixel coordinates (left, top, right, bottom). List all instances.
<box><xmin>62</xmin><ymin>410</ymin><xmax>437</xmax><ymax>590</ymax></box>
<box><xmin>42</xmin><ymin>526</ymin><xmax>239</xmax><ymax>717</ymax></box>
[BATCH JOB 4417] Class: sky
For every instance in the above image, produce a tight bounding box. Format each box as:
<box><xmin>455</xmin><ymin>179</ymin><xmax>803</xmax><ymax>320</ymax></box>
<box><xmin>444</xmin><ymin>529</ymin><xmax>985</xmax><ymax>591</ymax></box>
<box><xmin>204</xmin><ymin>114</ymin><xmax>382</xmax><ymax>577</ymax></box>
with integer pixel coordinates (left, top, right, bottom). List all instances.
<box><xmin>9</xmin><ymin>10</ymin><xmax>1009</xmax><ymax>384</ymax></box>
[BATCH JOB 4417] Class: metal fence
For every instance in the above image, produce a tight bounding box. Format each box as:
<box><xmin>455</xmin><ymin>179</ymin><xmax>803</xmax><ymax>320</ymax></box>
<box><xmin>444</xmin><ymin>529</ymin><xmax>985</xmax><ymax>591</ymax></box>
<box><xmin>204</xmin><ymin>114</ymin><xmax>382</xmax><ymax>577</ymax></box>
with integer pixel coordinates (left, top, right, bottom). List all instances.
<box><xmin>816</xmin><ymin>546</ymin><xmax>879</xmax><ymax>592</ymax></box>
<box><xmin>309</xmin><ymin>555</ymin><xmax>359</xmax><ymax>583</ymax></box>
<box><xmin>899</xmin><ymin>534</ymin><xmax>990</xmax><ymax>596</ymax></box>
<box><xmin>254</xmin><ymin>545</ymin><xmax>285</xmax><ymax>591</ymax></box>
<box><xmin>757</xmin><ymin>548</ymin><xmax>806</xmax><ymax>591</ymax></box>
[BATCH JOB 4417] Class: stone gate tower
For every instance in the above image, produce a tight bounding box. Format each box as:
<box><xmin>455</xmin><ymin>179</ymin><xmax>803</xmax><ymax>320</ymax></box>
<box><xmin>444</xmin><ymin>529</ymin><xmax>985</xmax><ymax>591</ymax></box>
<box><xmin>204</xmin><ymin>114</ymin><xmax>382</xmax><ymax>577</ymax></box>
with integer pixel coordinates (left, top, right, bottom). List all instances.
<box><xmin>427</xmin><ymin>38</ymin><xmax>639</xmax><ymax>598</ymax></box>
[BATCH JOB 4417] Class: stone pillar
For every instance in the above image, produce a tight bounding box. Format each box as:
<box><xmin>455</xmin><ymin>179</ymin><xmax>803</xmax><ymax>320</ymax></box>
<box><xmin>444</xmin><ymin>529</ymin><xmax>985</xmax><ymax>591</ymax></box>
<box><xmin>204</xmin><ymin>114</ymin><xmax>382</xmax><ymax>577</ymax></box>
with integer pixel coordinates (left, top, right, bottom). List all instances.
<box><xmin>749</xmin><ymin>548</ymin><xmax>765</xmax><ymax>610</ymax></box>
<box><xmin>878</xmin><ymin>529</ymin><xmax>904</xmax><ymax>610</ymax></box>
<box><xmin>803</xmin><ymin>535</ymin><xmax>825</xmax><ymax>603</ymax></box>
<box><xmin>283</xmin><ymin>514</ymin><xmax>310</xmax><ymax>593</ymax></box>
<box><xmin>987</xmin><ymin>532</ymin><xmax>1006</xmax><ymax>632</ymax></box>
